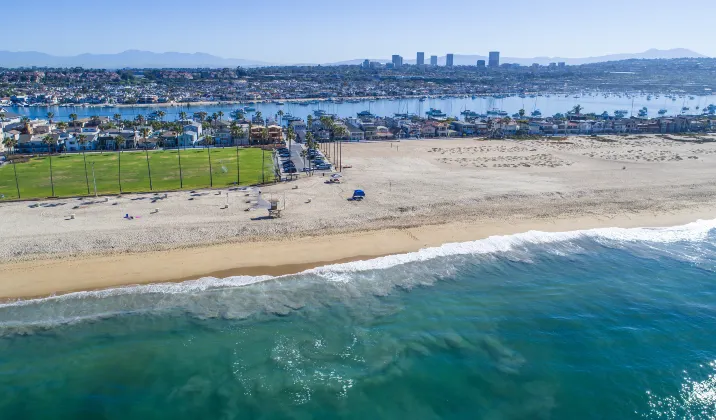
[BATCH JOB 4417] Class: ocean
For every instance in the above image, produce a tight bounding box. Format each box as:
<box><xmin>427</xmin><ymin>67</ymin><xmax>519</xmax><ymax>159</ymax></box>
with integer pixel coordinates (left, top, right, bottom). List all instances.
<box><xmin>1</xmin><ymin>221</ymin><xmax>716</xmax><ymax>419</ymax></box>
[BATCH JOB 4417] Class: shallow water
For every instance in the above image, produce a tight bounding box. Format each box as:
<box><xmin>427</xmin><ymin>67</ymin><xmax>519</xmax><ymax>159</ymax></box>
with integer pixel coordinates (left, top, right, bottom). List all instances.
<box><xmin>1</xmin><ymin>221</ymin><xmax>716</xmax><ymax>419</ymax></box>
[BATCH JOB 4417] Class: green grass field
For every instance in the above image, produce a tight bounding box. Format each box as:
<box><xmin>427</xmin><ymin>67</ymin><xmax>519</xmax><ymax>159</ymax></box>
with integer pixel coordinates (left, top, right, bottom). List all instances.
<box><xmin>0</xmin><ymin>148</ymin><xmax>275</xmax><ymax>200</ymax></box>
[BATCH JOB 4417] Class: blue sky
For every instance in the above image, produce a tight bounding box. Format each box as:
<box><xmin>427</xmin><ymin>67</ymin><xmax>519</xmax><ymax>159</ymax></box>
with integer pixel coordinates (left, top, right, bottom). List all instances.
<box><xmin>4</xmin><ymin>0</ymin><xmax>714</xmax><ymax>62</ymax></box>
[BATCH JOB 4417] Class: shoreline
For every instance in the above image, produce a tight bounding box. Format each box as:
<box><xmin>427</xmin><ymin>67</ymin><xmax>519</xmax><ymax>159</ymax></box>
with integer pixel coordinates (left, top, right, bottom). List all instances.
<box><xmin>1</xmin><ymin>208</ymin><xmax>712</xmax><ymax>301</ymax></box>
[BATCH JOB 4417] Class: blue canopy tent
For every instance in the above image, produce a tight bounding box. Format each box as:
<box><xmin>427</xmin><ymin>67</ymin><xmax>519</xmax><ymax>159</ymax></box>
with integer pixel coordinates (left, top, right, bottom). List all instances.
<box><xmin>352</xmin><ymin>190</ymin><xmax>365</xmax><ymax>200</ymax></box>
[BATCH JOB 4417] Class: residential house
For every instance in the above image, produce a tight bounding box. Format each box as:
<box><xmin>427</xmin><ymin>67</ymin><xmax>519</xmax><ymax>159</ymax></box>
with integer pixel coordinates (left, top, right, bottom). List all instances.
<box><xmin>267</xmin><ymin>125</ymin><xmax>283</xmax><ymax>143</ymax></box>
<box><xmin>345</xmin><ymin>123</ymin><xmax>365</xmax><ymax>141</ymax></box>
<box><xmin>451</xmin><ymin>121</ymin><xmax>476</xmax><ymax>136</ymax></box>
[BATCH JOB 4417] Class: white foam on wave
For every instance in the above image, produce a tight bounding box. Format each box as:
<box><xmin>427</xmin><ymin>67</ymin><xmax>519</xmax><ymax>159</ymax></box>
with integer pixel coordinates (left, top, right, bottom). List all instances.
<box><xmin>2</xmin><ymin>218</ymin><xmax>715</xmax><ymax>308</ymax></box>
<box><xmin>0</xmin><ymin>275</ymin><xmax>272</xmax><ymax>308</ymax></box>
<box><xmin>309</xmin><ymin>218</ymin><xmax>716</xmax><ymax>276</ymax></box>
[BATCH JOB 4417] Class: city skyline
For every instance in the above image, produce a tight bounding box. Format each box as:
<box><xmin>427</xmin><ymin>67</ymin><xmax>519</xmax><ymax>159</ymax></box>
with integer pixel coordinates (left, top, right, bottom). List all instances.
<box><xmin>2</xmin><ymin>0</ymin><xmax>715</xmax><ymax>63</ymax></box>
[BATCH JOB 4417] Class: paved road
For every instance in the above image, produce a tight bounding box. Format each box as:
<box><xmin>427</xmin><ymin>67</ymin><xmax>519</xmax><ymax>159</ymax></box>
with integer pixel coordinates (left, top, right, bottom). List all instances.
<box><xmin>288</xmin><ymin>143</ymin><xmax>308</xmax><ymax>172</ymax></box>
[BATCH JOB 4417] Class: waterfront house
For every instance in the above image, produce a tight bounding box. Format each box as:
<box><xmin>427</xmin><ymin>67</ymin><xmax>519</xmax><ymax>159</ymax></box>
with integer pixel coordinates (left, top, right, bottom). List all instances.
<box><xmin>345</xmin><ymin>123</ymin><xmax>365</xmax><ymax>141</ymax></box>
<box><xmin>451</xmin><ymin>121</ymin><xmax>476</xmax><ymax>136</ymax></box>
<box><xmin>63</xmin><ymin>133</ymin><xmax>98</xmax><ymax>151</ymax></box>
<box><xmin>267</xmin><ymin>125</ymin><xmax>283</xmax><ymax>143</ymax></box>
<box><xmin>376</xmin><ymin>126</ymin><xmax>392</xmax><ymax>140</ymax></box>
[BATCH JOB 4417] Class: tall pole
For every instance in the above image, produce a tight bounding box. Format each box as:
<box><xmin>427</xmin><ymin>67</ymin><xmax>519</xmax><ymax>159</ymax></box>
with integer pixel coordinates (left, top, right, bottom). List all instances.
<box><xmin>208</xmin><ymin>146</ymin><xmax>213</xmax><ymax>187</ymax></box>
<box><xmin>262</xmin><ymin>148</ymin><xmax>265</xmax><ymax>184</ymax></box>
<box><xmin>12</xmin><ymin>158</ymin><xmax>20</xmax><ymax>199</ymax></box>
<box><xmin>118</xmin><ymin>145</ymin><xmax>122</xmax><ymax>193</ymax></box>
<box><xmin>145</xmin><ymin>147</ymin><xmax>153</xmax><ymax>190</ymax></box>
<box><xmin>177</xmin><ymin>145</ymin><xmax>183</xmax><ymax>189</ymax></box>
<box><xmin>82</xmin><ymin>151</ymin><xmax>90</xmax><ymax>195</ymax></box>
<box><xmin>91</xmin><ymin>162</ymin><xmax>98</xmax><ymax>197</ymax></box>
<box><xmin>49</xmin><ymin>145</ymin><xmax>55</xmax><ymax>197</ymax></box>
<box><xmin>236</xmin><ymin>145</ymin><xmax>240</xmax><ymax>186</ymax></box>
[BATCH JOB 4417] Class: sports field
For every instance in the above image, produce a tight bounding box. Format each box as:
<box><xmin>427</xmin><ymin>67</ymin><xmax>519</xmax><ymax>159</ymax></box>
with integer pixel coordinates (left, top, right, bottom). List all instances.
<box><xmin>0</xmin><ymin>147</ymin><xmax>274</xmax><ymax>200</ymax></box>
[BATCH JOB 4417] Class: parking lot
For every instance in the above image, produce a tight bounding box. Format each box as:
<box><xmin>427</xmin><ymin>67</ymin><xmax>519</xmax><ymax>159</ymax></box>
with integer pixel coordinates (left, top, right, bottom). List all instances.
<box><xmin>276</xmin><ymin>143</ymin><xmax>332</xmax><ymax>179</ymax></box>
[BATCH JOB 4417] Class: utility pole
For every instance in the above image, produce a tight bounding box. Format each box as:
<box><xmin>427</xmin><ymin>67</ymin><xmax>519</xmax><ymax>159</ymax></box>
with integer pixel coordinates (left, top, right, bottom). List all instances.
<box><xmin>91</xmin><ymin>162</ymin><xmax>98</xmax><ymax>197</ymax></box>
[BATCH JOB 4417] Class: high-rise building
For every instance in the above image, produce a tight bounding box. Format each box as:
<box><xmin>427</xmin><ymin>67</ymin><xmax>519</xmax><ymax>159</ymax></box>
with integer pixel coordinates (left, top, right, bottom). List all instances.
<box><xmin>362</xmin><ymin>59</ymin><xmax>370</xmax><ymax>68</ymax></box>
<box><xmin>430</xmin><ymin>55</ymin><xmax>438</xmax><ymax>66</ymax></box>
<box><xmin>558</xmin><ymin>62</ymin><xmax>566</xmax><ymax>68</ymax></box>
<box><xmin>416</xmin><ymin>52</ymin><xmax>425</xmax><ymax>66</ymax></box>
<box><xmin>488</xmin><ymin>51</ymin><xmax>500</xmax><ymax>68</ymax></box>
<box><xmin>391</xmin><ymin>55</ymin><xmax>403</xmax><ymax>68</ymax></box>
<box><xmin>476</xmin><ymin>59</ymin><xmax>486</xmax><ymax>68</ymax></box>
<box><xmin>446</xmin><ymin>54</ymin><xmax>454</xmax><ymax>67</ymax></box>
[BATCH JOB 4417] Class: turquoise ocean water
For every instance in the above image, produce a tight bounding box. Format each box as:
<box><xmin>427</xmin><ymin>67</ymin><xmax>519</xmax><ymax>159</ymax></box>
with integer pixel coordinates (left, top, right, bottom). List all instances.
<box><xmin>1</xmin><ymin>221</ymin><xmax>716</xmax><ymax>419</ymax></box>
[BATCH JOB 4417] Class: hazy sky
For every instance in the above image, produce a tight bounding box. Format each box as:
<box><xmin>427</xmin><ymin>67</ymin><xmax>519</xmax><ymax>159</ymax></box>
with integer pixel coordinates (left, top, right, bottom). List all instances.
<box><xmin>4</xmin><ymin>0</ymin><xmax>714</xmax><ymax>62</ymax></box>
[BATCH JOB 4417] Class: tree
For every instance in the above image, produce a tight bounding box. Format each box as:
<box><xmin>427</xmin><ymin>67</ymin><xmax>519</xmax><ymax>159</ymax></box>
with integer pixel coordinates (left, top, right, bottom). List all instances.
<box><xmin>41</xmin><ymin>135</ymin><xmax>56</xmax><ymax>196</ymax></box>
<box><xmin>333</xmin><ymin>125</ymin><xmax>348</xmax><ymax>171</ymax></box>
<box><xmin>305</xmin><ymin>132</ymin><xmax>315</xmax><ymax>175</ymax></box>
<box><xmin>193</xmin><ymin>111</ymin><xmax>207</xmax><ymax>123</ymax></box>
<box><xmin>113</xmin><ymin>113</ymin><xmax>122</xmax><ymax>127</ymax></box>
<box><xmin>572</xmin><ymin>104</ymin><xmax>583</xmax><ymax>115</ymax></box>
<box><xmin>76</xmin><ymin>134</ymin><xmax>91</xmax><ymax>194</ymax></box>
<box><xmin>179</xmin><ymin>111</ymin><xmax>188</xmax><ymax>122</ymax></box>
<box><xmin>277</xmin><ymin>109</ymin><xmax>284</xmax><ymax>122</ymax></box>
<box><xmin>172</xmin><ymin>122</ymin><xmax>184</xmax><ymax>188</ymax></box>
<box><xmin>46</xmin><ymin>112</ymin><xmax>55</xmax><ymax>125</ymax></box>
<box><xmin>140</xmin><ymin>127</ymin><xmax>153</xmax><ymax>190</ymax></box>
<box><xmin>156</xmin><ymin>110</ymin><xmax>166</xmax><ymax>123</ymax></box>
<box><xmin>217</xmin><ymin>110</ymin><xmax>224</xmax><ymax>122</ymax></box>
<box><xmin>69</xmin><ymin>113</ymin><xmax>78</xmax><ymax>128</ymax></box>
<box><xmin>2</xmin><ymin>135</ymin><xmax>17</xmax><ymax>155</ymax></box>
<box><xmin>56</xmin><ymin>121</ymin><xmax>67</xmax><ymax>131</ymax></box>
<box><xmin>204</xmin><ymin>135</ymin><xmax>215</xmax><ymax>187</ymax></box>
<box><xmin>286</xmin><ymin>126</ymin><xmax>296</xmax><ymax>154</ymax></box>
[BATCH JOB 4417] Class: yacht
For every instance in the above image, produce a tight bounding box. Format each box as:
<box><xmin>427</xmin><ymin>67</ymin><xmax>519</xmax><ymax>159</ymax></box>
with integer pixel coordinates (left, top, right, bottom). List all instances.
<box><xmin>426</xmin><ymin>108</ymin><xmax>447</xmax><ymax>119</ymax></box>
<box><xmin>486</xmin><ymin>108</ymin><xmax>508</xmax><ymax>117</ymax></box>
<box><xmin>531</xmin><ymin>110</ymin><xmax>542</xmax><ymax>117</ymax></box>
<box><xmin>658</xmin><ymin>109</ymin><xmax>668</xmax><ymax>115</ymax></box>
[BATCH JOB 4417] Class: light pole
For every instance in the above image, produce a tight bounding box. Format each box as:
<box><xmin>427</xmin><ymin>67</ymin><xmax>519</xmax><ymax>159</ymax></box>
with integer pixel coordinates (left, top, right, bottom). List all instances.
<box><xmin>91</xmin><ymin>162</ymin><xmax>98</xmax><ymax>197</ymax></box>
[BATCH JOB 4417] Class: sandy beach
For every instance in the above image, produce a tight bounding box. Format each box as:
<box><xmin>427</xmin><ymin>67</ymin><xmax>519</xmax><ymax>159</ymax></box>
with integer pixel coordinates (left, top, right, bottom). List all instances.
<box><xmin>2</xmin><ymin>133</ymin><xmax>716</xmax><ymax>299</ymax></box>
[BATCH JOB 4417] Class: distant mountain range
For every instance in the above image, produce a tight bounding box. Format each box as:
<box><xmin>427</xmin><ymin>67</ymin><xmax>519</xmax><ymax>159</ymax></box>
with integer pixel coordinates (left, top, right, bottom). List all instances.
<box><xmin>0</xmin><ymin>50</ymin><xmax>274</xmax><ymax>69</ymax></box>
<box><xmin>330</xmin><ymin>48</ymin><xmax>708</xmax><ymax>66</ymax></box>
<box><xmin>0</xmin><ymin>48</ymin><xmax>708</xmax><ymax>69</ymax></box>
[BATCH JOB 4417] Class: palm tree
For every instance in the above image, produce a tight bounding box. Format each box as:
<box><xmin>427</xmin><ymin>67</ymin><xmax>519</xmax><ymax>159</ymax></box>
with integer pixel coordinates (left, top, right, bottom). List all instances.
<box><xmin>260</xmin><ymin>127</ymin><xmax>269</xmax><ymax>145</ymax></box>
<box><xmin>333</xmin><ymin>125</ymin><xmax>348</xmax><ymax>171</ymax></box>
<box><xmin>76</xmin><ymin>134</ymin><xmax>91</xmax><ymax>194</ymax></box>
<box><xmin>305</xmin><ymin>132</ymin><xmax>315</xmax><ymax>175</ymax></box>
<box><xmin>277</xmin><ymin>109</ymin><xmax>284</xmax><ymax>122</ymax></box>
<box><xmin>135</xmin><ymin>114</ymin><xmax>145</xmax><ymax>127</ymax></box>
<box><xmin>217</xmin><ymin>110</ymin><xmax>224</xmax><ymax>122</ymax></box>
<box><xmin>69</xmin><ymin>113</ymin><xmax>78</xmax><ymax>129</ymax></box>
<box><xmin>193</xmin><ymin>111</ymin><xmax>207</xmax><ymax>123</ymax></box>
<box><xmin>113</xmin><ymin>113</ymin><xmax>122</xmax><ymax>127</ymax></box>
<box><xmin>204</xmin><ymin>135</ymin><xmax>215</xmax><ymax>187</ymax></box>
<box><xmin>113</xmin><ymin>136</ymin><xmax>123</xmax><ymax>193</ymax></box>
<box><xmin>156</xmin><ymin>110</ymin><xmax>166</xmax><ymax>123</ymax></box>
<box><xmin>287</xmin><ymin>126</ymin><xmax>296</xmax><ymax>150</ymax></box>
<box><xmin>2</xmin><ymin>135</ymin><xmax>17</xmax><ymax>155</ymax></box>
<box><xmin>42</xmin><ymin>135</ymin><xmax>57</xmax><ymax>196</ymax></box>
<box><xmin>179</xmin><ymin>111</ymin><xmax>188</xmax><ymax>122</ymax></box>
<box><xmin>139</xmin><ymin>127</ymin><xmax>153</xmax><ymax>190</ymax></box>
<box><xmin>56</xmin><ymin>121</ymin><xmax>68</xmax><ymax>131</ymax></box>
<box><xmin>572</xmin><ymin>104</ymin><xmax>583</xmax><ymax>115</ymax></box>
<box><xmin>46</xmin><ymin>112</ymin><xmax>55</xmax><ymax>125</ymax></box>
